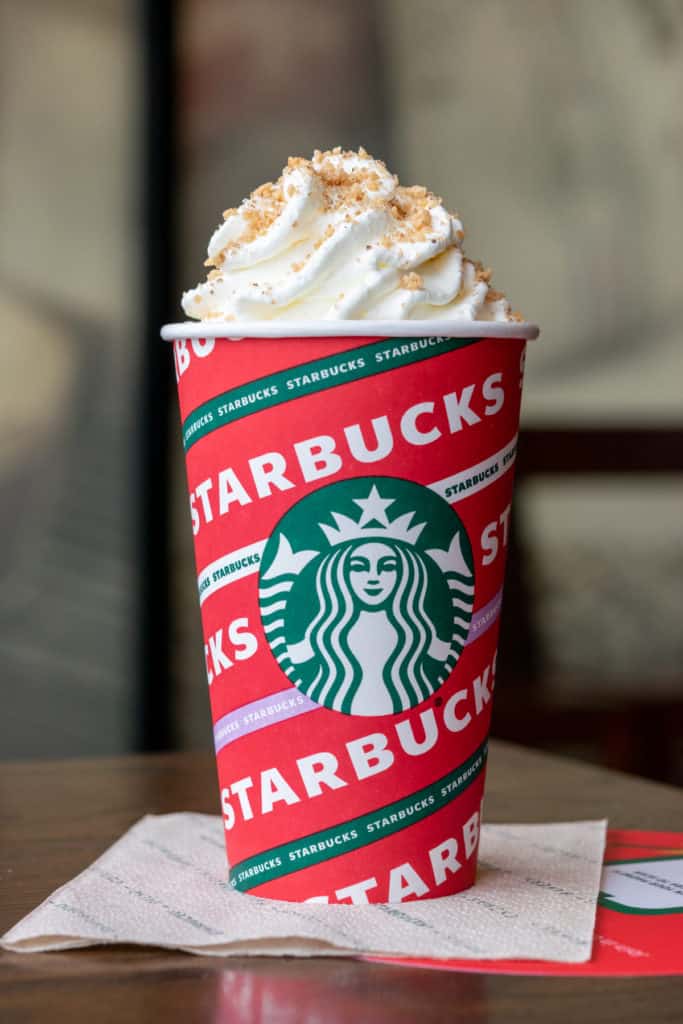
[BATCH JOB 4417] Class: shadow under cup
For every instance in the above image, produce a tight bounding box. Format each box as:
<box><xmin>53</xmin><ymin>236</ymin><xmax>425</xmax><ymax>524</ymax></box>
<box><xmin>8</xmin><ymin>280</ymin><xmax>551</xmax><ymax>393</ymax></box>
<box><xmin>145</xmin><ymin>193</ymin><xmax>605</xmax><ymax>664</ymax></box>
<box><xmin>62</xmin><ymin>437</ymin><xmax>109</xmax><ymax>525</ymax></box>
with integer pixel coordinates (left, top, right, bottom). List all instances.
<box><xmin>164</xmin><ymin>323</ymin><xmax>536</xmax><ymax>904</ymax></box>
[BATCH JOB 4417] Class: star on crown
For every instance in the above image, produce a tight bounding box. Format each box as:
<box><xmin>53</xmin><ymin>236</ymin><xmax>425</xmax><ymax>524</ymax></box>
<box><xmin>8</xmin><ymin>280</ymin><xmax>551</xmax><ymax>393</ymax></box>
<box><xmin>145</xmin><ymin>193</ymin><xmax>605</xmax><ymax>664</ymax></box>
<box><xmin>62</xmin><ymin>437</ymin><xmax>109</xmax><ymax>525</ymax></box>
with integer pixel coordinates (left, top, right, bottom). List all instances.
<box><xmin>319</xmin><ymin>484</ymin><xmax>426</xmax><ymax>547</ymax></box>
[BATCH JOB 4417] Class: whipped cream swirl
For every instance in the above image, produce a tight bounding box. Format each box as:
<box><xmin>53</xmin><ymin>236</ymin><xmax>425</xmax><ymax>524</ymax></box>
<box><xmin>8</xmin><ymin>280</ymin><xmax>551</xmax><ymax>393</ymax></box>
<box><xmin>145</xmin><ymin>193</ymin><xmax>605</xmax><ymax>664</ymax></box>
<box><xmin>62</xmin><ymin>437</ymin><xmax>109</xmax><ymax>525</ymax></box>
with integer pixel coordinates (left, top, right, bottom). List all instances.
<box><xmin>182</xmin><ymin>148</ymin><xmax>519</xmax><ymax>323</ymax></box>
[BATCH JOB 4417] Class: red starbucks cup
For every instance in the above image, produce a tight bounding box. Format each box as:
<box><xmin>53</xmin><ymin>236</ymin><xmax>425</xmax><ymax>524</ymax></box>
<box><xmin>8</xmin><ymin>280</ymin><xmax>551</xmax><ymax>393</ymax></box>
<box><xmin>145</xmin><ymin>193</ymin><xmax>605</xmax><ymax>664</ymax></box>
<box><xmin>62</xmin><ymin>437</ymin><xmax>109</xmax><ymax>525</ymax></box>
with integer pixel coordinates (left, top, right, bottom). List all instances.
<box><xmin>162</xmin><ymin>319</ymin><xmax>539</xmax><ymax>904</ymax></box>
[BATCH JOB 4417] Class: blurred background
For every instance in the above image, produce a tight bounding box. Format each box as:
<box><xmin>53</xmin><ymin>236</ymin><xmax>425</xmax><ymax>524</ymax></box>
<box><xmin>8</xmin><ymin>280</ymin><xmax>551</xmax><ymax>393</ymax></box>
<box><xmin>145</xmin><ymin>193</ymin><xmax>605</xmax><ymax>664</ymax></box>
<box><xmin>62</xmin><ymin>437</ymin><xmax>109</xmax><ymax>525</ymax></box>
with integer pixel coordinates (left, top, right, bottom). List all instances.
<box><xmin>1</xmin><ymin>0</ymin><xmax>681</xmax><ymax>782</ymax></box>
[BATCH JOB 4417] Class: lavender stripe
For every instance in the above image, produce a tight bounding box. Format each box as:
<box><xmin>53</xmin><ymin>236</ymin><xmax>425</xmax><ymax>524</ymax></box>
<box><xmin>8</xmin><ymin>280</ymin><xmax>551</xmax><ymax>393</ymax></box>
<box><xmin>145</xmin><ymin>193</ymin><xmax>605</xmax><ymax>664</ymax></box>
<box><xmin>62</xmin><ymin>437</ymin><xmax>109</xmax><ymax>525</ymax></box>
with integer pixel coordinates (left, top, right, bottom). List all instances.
<box><xmin>466</xmin><ymin>587</ymin><xmax>504</xmax><ymax>643</ymax></box>
<box><xmin>214</xmin><ymin>690</ymin><xmax>319</xmax><ymax>754</ymax></box>
<box><xmin>213</xmin><ymin>588</ymin><xmax>504</xmax><ymax>752</ymax></box>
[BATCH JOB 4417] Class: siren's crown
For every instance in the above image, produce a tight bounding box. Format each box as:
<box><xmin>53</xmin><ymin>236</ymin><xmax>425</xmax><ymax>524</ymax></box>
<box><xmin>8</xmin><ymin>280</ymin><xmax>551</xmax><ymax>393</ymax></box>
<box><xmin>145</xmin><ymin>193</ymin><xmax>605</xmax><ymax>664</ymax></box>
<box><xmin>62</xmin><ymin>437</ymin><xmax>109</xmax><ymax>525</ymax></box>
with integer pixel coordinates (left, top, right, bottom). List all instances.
<box><xmin>319</xmin><ymin>484</ymin><xmax>426</xmax><ymax>547</ymax></box>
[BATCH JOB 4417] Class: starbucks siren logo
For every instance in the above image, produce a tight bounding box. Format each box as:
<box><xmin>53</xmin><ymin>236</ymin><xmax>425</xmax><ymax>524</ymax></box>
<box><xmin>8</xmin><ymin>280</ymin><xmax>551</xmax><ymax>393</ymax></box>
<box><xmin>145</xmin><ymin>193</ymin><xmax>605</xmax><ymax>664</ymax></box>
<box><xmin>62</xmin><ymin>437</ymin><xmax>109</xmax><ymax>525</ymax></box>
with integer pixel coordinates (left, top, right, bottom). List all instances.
<box><xmin>258</xmin><ymin>477</ymin><xmax>475</xmax><ymax>716</ymax></box>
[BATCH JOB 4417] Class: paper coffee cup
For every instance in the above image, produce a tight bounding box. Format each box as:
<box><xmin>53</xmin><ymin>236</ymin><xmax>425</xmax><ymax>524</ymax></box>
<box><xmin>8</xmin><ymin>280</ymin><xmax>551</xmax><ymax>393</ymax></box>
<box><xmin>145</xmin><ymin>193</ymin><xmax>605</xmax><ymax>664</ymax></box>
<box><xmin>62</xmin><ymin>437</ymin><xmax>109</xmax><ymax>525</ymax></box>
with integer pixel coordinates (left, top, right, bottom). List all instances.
<box><xmin>162</xmin><ymin>319</ymin><xmax>539</xmax><ymax>904</ymax></box>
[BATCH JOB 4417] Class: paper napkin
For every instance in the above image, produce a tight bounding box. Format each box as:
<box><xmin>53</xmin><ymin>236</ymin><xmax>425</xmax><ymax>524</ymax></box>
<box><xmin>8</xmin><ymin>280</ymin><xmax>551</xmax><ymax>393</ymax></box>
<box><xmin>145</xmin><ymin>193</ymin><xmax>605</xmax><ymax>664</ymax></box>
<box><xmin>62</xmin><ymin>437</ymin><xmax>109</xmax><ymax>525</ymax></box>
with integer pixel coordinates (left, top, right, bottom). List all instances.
<box><xmin>2</xmin><ymin>815</ymin><xmax>606</xmax><ymax>962</ymax></box>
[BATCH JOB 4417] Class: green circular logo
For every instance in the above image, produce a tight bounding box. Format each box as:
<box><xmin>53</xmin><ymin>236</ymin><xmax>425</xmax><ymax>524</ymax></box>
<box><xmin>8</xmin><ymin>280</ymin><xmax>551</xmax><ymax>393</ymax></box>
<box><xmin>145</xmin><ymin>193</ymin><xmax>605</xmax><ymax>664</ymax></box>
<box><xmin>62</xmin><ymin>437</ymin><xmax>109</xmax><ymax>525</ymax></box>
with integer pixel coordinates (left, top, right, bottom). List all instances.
<box><xmin>259</xmin><ymin>476</ymin><xmax>475</xmax><ymax>717</ymax></box>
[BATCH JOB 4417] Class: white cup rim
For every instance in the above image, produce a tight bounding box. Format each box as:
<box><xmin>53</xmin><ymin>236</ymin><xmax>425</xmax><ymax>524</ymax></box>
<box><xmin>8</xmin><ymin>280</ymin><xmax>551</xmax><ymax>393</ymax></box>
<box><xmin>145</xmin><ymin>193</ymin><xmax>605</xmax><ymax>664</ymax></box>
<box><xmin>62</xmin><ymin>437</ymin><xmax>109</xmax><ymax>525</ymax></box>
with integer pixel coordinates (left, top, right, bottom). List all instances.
<box><xmin>160</xmin><ymin>320</ymin><xmax>540</xmax><ymax>341</ymax></box>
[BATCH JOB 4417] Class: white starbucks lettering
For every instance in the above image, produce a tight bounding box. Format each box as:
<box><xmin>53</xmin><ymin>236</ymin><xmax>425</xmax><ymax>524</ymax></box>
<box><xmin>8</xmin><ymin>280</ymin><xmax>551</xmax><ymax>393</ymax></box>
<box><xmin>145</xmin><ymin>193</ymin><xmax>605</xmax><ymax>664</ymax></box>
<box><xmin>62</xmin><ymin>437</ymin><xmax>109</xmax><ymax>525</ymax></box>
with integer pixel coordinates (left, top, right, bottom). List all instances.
<box><xmin>480</xmin><ymin>502</ymin><xmax>512</xmax><ymax>566</ymax></box>
<box><xmin>173</xmin><ymin>337</ymin><xmax>215</xmax><ymax>380</ymax></box>
<box><xmin>304</xmin><ymin>809</ymin><xmax>481</xmax><ymax>904</ymax></box>
<box><xmin>189</xmin><ymin>373</ymin><xmax>505</xmax><ymax>535</ymax></box>
<box><xmin>204</xmin><ymin>617</ymin><xmax>258</xmax><ymax>686</ymax></box>
<box><xmin>219</xmin><ymin>657</ymin><xmax>495</xmax><ymax>830</ymax></box>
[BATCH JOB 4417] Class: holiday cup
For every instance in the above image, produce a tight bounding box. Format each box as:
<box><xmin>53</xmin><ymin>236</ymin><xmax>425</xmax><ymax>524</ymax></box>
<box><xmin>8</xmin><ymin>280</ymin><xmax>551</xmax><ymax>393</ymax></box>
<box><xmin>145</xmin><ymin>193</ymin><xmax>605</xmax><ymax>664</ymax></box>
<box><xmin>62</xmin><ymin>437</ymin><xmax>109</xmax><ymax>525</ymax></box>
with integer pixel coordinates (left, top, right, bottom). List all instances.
<box><xmin>162</xmin><ymin>319</ymin><xmax>539</xmax><ymax>904</ymax></box>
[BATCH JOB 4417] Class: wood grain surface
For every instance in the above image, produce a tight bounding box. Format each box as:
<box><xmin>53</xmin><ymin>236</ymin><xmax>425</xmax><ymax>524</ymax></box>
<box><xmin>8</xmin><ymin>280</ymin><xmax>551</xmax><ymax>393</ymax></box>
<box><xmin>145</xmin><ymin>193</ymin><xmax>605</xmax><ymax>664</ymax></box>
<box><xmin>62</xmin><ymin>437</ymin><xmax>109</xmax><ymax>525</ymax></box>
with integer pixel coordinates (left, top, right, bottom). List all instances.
<box><xmin>1</xmin><ymin>741</ymin><xmax>681</xmax><ymax>1023</ymax></box>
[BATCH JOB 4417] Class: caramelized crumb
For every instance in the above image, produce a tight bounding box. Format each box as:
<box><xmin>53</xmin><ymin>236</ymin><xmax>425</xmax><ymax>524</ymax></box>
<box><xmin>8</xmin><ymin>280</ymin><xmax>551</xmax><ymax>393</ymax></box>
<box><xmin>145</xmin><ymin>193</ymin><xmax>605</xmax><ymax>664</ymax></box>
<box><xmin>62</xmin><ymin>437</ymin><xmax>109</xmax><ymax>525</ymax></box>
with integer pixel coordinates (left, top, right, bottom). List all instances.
<box><xmin>412</xmin><ymin>208</ymin><xmax>432</xmax><ymax>231</ymax></box>
<box><xmin>313</xmin><ymin>224</ymin><xmax>335</xmax><ymax>249</ymax></box>
<box><xmin>400</xmin><ymin>272</ymin><xmax>424</xmax><ymax>291</ymax></box>
<box><xmin>205</xmin><ymin>249</ymin><xmax>226</xmax><ymax>268</ymax></box>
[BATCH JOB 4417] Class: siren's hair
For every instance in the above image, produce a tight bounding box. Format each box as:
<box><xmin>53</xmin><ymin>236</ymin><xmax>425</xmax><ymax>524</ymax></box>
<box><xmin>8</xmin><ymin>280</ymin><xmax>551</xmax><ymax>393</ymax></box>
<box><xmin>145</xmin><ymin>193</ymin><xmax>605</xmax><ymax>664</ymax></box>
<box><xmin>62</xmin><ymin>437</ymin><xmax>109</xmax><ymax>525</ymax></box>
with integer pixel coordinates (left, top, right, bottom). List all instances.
<box><xmin>301</xmin><ymin>540</ymin><xmax>439</xmax><ymax>714</ymax></box>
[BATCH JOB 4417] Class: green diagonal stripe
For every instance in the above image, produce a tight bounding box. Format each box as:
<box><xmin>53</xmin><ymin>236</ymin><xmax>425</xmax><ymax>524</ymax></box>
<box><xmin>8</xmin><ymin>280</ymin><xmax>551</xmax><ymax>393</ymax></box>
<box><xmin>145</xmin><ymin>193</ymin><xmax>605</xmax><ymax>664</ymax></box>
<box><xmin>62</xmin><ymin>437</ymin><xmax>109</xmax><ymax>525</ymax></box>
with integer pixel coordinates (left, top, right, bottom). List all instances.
<box><xmin>229</xmin><ymin>738</ymin><xmax>487</xmax><ymax>891</ymax></box>
<box><xmin>182</xmin><ymin>335</ymin><xmax>477</xmax><ymax>450</ymax></box>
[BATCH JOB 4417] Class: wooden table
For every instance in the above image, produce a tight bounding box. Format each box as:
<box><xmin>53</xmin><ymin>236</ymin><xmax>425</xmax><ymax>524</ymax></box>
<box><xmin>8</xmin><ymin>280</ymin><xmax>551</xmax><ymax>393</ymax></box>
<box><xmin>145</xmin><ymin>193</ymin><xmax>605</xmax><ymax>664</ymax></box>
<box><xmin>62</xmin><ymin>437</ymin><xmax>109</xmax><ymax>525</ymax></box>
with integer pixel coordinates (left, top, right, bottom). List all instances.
<box><xmin>1</xmin><ymin>741</ymin><xmax>681</xmax><ymax>1022</ymax></box>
